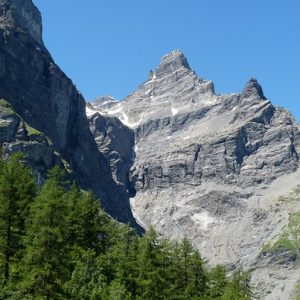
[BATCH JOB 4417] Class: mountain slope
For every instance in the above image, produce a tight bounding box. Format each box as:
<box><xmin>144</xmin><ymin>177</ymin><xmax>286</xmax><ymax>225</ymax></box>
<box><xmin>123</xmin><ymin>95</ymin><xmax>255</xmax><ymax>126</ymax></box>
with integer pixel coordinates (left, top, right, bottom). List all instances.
<box><xmin>90</xmin><ymin>50</ymin><xmax>300</xmax><ymax>299</ymax></box>
<box><xmin>0</xmin><ymin>0</ymin><xmax>139</xmax><ymax>224</ymax></box>
<box><xmin>0</xmin><ymin>1</ymin><xmax>299</xmax><ymax>297</ymax></box>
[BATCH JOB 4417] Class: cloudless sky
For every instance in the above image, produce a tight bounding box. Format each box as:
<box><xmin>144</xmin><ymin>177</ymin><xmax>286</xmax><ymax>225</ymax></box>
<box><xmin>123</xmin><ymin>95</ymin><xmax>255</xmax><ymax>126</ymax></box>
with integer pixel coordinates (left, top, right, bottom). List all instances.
<box><xmin>33</xmin><ymin>0</ymin><xmax>299</xmax><ymax>121</ymax></box>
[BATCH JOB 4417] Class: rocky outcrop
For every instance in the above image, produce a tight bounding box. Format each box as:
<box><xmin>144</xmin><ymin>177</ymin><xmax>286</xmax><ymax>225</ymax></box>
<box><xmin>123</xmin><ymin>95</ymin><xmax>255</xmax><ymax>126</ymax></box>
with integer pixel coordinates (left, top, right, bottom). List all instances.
<box><xmin>0</xmin><ymin>0</ymin><xmax>299</xmax><ymax>296</ymax></box>
<box><xmin>90</xmin><ymin>50</ymin><xmax>300</xmax><ymax>298</ymax></box>
<box><xmin>241</xmin><ymin>78</ymin><xmax>266</xmax><ymax>100</ymax></box>
<box><xmin>0</xmin><ymin>98</ymin><xmax>61</xmax><ymax>184</ymax></box>
<box><xmin>0</xmin><ymin>0</ymin><xmax>42</xmax><ymax>44</ymax></box>
<box><xmin>0</xmin><ymin>0</ymin><xmax>139</xmax><ymax>225</ymax></box>
<box><xmin>88</xmin><ymin>112</ymin><xmax>135</xmax><ymax>197</ymax></box>
<box><xmin>93</xmin><ymin>50</ymin><xmax>299</xmax><ymax>196</ymax></box>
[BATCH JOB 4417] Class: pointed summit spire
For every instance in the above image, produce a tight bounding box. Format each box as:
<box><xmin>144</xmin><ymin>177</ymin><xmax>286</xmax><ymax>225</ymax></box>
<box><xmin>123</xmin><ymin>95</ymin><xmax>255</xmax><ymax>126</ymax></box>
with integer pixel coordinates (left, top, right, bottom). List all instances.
<box><xmin>241</xmin><ymin>78</ymin><xmax>266</xmax><ymax>100</ymax></box>
<box><xmin>155</xmin><ymin>50</ymin><xmax>191</xmax><ymax>77</ymax></box>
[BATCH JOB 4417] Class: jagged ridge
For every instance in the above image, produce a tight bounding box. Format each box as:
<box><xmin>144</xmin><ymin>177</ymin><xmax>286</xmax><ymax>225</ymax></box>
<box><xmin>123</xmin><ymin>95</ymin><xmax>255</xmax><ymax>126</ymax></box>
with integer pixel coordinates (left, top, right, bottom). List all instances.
<box><xmin>89</xmin><ymin>50</ymin><xmax>300</xmax><ymax>299</ymax></box>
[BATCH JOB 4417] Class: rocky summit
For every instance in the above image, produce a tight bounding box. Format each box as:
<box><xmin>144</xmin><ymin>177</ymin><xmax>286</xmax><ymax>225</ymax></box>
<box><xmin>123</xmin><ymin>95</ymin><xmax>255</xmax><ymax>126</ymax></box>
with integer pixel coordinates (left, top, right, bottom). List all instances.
<box><xmin>89</xmin><ymin>50</ymin><xmax>300</xmax><ymax>299</ymax></box>
<box><xmin>0</xmin><ymin>1</ymin><xmax>300</xmax><ymax>298</ymax></box>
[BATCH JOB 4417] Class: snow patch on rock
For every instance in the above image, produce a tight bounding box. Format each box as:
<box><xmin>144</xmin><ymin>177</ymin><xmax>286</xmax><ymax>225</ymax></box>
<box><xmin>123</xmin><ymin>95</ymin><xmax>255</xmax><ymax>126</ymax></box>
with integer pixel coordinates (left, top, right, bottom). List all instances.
<box><xmin>86</xmin><ymin>106</ymin><xmax>97</xmax><ymax>117</ymax></box>
<box><xmin>171</xmin><ymin>107</ymin><xmax>178</xmax><ymax>116</ymax></box>
<box><xmin>119</xmin><ymin>112</ymin><xmax>140</xmax><ymax>128</ymax></box>
<box><xmin>107</xmin><ymin>105</ymin><xmax>123</xmax><ymax>115</ymax></box>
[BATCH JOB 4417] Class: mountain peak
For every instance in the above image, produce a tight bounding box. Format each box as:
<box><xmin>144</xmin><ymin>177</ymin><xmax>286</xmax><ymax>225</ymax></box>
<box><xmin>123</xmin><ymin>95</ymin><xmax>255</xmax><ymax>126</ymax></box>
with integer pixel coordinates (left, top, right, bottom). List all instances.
<box><xmin>241</xmin><ymin>78</ymin><xmax>266</xmax><ymax>100</ymax></box>
<box><xmin>155</xmin><ymin>50</ymin><xmax>191</xmax><ymax>77</ymax></box>
<box><xmin>0</xmin><ymin>0</ymin><xmax>43</xmax><ymax>44</ymax></box>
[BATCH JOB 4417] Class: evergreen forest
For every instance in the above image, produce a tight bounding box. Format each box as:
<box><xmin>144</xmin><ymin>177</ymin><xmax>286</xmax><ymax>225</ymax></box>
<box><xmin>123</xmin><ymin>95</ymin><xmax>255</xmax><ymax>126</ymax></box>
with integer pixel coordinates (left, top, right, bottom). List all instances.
<box><xmin>0</xmin><ymin>154</ymin><xmax>253</xmax><ymax>299</ymax></box>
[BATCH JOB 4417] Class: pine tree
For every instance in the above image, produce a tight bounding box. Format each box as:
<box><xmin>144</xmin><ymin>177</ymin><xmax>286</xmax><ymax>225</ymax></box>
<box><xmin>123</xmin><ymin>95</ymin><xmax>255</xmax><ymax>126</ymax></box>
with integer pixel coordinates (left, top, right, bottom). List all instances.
<box><xmin>65</xmin><ymin>249</ymin><xmax>109</xmax><ymax>300</ymax></box>
<box><xmin>106</xmin><ymin>225</ymin><xmax>139</xmax><ymax>298</ymax></box>
<box><xmin>0</xmin><ymin>153</ymin><xmax>36</xmax><ymax>283</ymax></box>
<box><xmin>188</xmin><ymin>249</ymin><xmax>207</xmax><ymax>297</ymax></box>
<box><xmin>107</xmin><ymin>279</ymin><xmax>132</xmax><ymax>300</ymax></box>
<box><xmin>135</xmin><ymin>227</ymin><xmax>172</xmax><ymax>300</ymax></box>
<box><xmin>65</xmin><ymin>187</ymin><xmax>121</xmax><ymax>299</ymax></box>
<box><xmin>20</xmin><ymin>167</ymin><xmax>70</xmax><ymax>299</ymax></box>
<box><xmin>0</xmin><ymin>155</ymin><xmax>255</xmax><ymax>299</ymax></box>
<box><xmin>207</xmin><ymin>265</ymin><xmax>228</xmax><ymax>298</ymax></box>
<box><xmin>221</xmin><ymin>269</ymin><xmax>252</xmax><ymax>300</ymax></box>
<box><xmin>66</xmin><ymin>186</ymin><xmax>112</xmax><ymax>254</ymax></box>
<box><xmin>170</xmin><ymin>238</ymin><xmax>207</xmax><ymax>299</ymax></box>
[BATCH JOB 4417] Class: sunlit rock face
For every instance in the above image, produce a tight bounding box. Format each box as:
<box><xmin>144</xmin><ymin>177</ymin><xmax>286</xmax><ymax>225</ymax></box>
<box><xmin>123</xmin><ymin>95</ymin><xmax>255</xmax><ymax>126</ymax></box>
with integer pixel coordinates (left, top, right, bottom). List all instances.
<box><xmin>0</xmin><ymin>0</ymin><xmax>43</xmax><ymax>44</ymax></box>
<box><xmin>0</xmin><ymin>0</ymin><xmax>139</xmax><ymax>225</ymax></box>
<box><xmin>90</xmin><ymin>50</ymin><xmax>300</xmax><ymax>299</ymax></box>
<box><xmin>0</xmin><ymin>1</ymin><xmax>299</xmax><ymax>297</ymax></box>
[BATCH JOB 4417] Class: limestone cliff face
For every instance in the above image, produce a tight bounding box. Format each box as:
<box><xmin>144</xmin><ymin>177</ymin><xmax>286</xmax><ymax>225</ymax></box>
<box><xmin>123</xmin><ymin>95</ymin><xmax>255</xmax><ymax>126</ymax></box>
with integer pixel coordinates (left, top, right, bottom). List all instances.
<box><xmin>88</xmin><ymin>109</ymin><xmax>135</xmax><ymax>197</ymax></box>
<box><xmin>0</xmin><ymin>0</ymin><xmax>42</xmax><ymax>45</ymax></box>
<box><xmin>92</xmin><ymin>50</ymin><xmax>299</xmax><ymax>196</ymax></box>
<box><xmin>0</xmin><ymin>99</ymin><xmax>61</xmax><ymax>184</ymax></box>
<box><xmin>1</xmin><ymin>1</ymin><xmax>300</xmax><ymax>297</ymax></box>
<box><xmin>90</xmin><ymin>50</ymin><xmax>300</xmax><ymax>299</ymax></box>
<box><xmin>0</xmin><ymin>0</ymin><xmax>138</xmax><ymax>224</ymax></box>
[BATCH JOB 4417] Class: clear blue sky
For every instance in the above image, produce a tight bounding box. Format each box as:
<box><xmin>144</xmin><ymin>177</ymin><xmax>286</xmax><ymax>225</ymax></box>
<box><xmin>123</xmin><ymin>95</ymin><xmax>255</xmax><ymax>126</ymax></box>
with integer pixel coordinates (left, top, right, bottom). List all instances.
<box><xmin>33</xmin><ymin>0</ymin><xmax>299</xmax><ymax>121</ymax></box>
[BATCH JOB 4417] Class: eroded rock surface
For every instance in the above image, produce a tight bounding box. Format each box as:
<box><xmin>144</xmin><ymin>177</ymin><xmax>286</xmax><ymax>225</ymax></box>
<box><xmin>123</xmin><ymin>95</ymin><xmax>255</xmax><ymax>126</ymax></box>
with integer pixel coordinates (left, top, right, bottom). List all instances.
<box><xmin>88</xmin><ymin>111</ymin><xmax>135</xmax><ymax>197</ymax></box>
<box><xmin>0</xmin><ymin>0</ymin><xmax>138</xmax><ymax>224</ymax></box>
<box><xmin>0</xmin><ymin>1</ymin><xmax>299</xmax><ymax>297</ymax></box>
<box><xmin>0</xmin><ymin>99</ymin><xmax>60</xmax><ymax>184</ymax></box>
<box><xmin>90</xmin><ymin>50</ymin><xmax>300</xmax><ymax>299</ymax></box>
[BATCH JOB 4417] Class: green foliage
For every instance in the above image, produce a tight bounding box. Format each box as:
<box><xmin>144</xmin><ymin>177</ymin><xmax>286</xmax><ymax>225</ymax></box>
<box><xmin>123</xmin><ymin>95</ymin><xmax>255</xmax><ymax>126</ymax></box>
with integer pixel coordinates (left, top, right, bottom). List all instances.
<box><xmin>0</xmin><ymin>153</ymin><xmax>36</xmax><ymax>286</ymax></box>
<box><xmin>0</xmin><ymin>99</ymin><xmax>42</xmax><ymax>138</ymax></box>
<box><xmin>207</xmin><ymin>265</ymin><xmax>228</xmax><ymax>298</ymax></box>
<box><xmin>263</xmin><ymin>234</ymin><xmax>296</xmax><ymax>253</ymax></box>
<box><xmin>135</xmin><ymin>227</ymin><xmax>171</xmax><ymax>299</ymax></box>
<box><xmin>64</xmin><ymin>249</ymin><xmax>106</xmax><ymax>300</ymax></box>
<box><xmin>0</xmin><ymin>99</ymin><xmax>9</xmax><ymax>107</ymax></box>
<box><xmin>262</xmin><ymin>211</ymin><xmax>300</xmax><ymax>261</ymax></box>
<box><xmin>221</xmin><ymin>269</ymin><xmax>252</xmax><ymax>300</ymax></box>
<box><xmin>167</xmin><ymin>237</ymin><xmax>208</xmax><ymax>299</ymax></box>
<box><xmin>0</xmin><ymin>99</ymin><xmax>14</xmax><ymax>116</ymax></box>
<box><xmin>296</xmin><ymin>279</ymin><xmax>300</xmax><ymax>300</ymax></box>
<box><xmin>0</xmin><ymin>155</ymin><xmax>254</xmax><ymax>299</ymax></box>
<box><xmin>66</xmin><ymin>186</ymin><xmax>112</xmax><ymax>254</ymax></box>
<box><xmin>289</xmin><ymin>212</ymin><xmax>300</xmax><ymax>243</ymax></box>
<box><xmin>24</xmin><ymin>122</ymin><xmax>43</xmax><ymax>136</ymax></box>
<box><xmin>19</xmin><ymin>166</ymin><xmax>70</xmax><ymax>299</ymax></box>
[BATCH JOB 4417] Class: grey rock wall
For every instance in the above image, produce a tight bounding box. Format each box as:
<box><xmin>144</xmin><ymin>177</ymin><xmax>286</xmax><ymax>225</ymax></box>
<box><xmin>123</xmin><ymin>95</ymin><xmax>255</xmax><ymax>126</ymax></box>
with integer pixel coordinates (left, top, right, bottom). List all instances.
<box><xmin>93</xmin><ymin>50</ymin><xmax>299</xmax><ymax>198</ymax></box>
<box><xmin>90</xmin><ymin>50</ymin><xmax>300</xmax><ymax>299</ymax></box>
<box><xmin>88</xmin><ymin>112</ymin><xmax>135</xmax><ymax>197</ymax></box>
<box><xmin>0</xmin><ymin>0</ymin><xmax>42</xmax><ymax>45</ymax></box>
<box><xmin>0</xmin><ymin>0</ymin><xmax>299</xmax><ymax>296</ymax></box>
<box><xmin>0</xmin><ymin>0</ymin><xmax>139</xmax><ymax>225</ymax></box>
<box><xmin>0</xmin><ymin>99</ymin><xmax>59</xmax><ymax>183</ymax></box>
